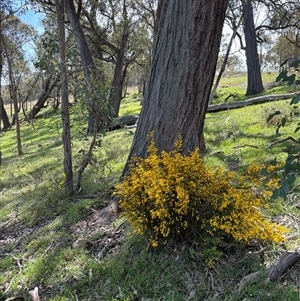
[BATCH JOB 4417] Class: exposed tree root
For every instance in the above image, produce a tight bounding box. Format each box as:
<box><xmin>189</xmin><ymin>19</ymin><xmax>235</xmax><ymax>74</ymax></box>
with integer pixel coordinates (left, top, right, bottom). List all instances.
<box><xmin>238</xmin><ymin>251</ymin><xmax>300</xmax><ymax>289</ymax></box>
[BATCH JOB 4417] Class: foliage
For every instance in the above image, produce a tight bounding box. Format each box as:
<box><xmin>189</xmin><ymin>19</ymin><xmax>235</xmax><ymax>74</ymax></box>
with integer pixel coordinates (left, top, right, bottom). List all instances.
<box><xmin>114</xmin><ymin>134</ymin><xmax>289</xmax><ymax>250</ymax></box>
<box><xmin>267</xmin><ymin>59</ymin><xmax>300</xmax><ymax>199</ymax></box>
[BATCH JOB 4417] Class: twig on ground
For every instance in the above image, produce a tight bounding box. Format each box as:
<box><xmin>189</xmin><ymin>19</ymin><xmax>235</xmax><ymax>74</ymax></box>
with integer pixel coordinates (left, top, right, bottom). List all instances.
<box><xmin>4</xmin><ymin>296</ymin><xmax>25</xmax><ymax>301</ymax></box>
<box><xmin>0</xmin><ymin>254</ymin><xmax>22</xmax><ymax>272</ymax></box>
<box><xmin>267</xmin><ymin>136</ymin><xmax>298</xmax><ymax>148</ymax></box>
<box><xmin>233</xmin><ymin>144</ymin><xmax>258</xmax><ymax>149</ymax></box>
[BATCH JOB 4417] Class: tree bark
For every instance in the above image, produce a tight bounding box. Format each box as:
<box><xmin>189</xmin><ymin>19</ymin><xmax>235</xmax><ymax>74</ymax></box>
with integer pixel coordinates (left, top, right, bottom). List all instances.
<box><xmin>3</xmin><ymin>35</ymin><xmax>23</xmax><ymax>155</ymax></box>
<box><xmin>209</xmin><ymin>12</ymin><xmax>244</xmax><ymax>104</ymax></box>
<box><xmin>64</xmin><ymin>0</ymin><xmax>97</xmax><ymax>135</ymax></box>
<box><xmin>123</xmin><ymin>0</ymin><xmax>228</xmax><ymax>175</ymax></box>
<box><xmin>0</xmin><ymin>19</ymin><xmax>11</xmax><ymax>130</ymax></box>
<box><xmin>243</xmin><ymin>0</ymin><xmax>264</xmax><ymax>96</ymax></box>
<box><xmin>56</xmin><ymin>0</ymin><xmax>73</xmax><ymax>191</ymax></box>
<box><xmin>109</xmin><ymin>2</ymin><xmax>129</xmax><ymax>117</ymax></box>
<box><xmin>27</xmin><ymin>75</ymin><xmax>59</xmax><ymax>120</ymax></box>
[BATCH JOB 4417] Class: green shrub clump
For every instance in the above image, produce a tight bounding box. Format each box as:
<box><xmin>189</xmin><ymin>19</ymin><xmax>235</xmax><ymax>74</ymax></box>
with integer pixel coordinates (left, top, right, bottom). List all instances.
<box><xmin>114</xmin><ymin>135</ymin><xmax>289</xmax><ymax>248</ymax></box>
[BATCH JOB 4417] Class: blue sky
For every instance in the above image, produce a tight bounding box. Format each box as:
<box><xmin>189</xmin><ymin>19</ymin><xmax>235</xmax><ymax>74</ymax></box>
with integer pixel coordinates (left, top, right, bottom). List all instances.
<box><xmin>20</xmin><ymin>10</ymin><xmax>45</xmax><ymax>34</ymax></box>
<box><xmin>18</xmin><ymin>11</ymin><xmax>45</xmax><ymax>69</ymax></box>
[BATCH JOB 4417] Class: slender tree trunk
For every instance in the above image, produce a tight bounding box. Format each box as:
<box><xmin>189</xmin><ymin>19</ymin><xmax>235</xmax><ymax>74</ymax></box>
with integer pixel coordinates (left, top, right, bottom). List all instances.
<box><xmin>0</xmin><ymin>21</ymin><xmax>10</xmax><ymax>130</ymax></box>
<box><xmin>3</xmin><ymin>36</ymin><xmax>22</xmax><ymax>155</ymax></box>
<box><xmin>209</xmin><ymin>12</ymin><xmax>244</xmax><ymax>104</ymax></box>
<box><xmin>109</xmin><ymin>0</ymin><xmax>129</xmax><ymax>117</ymax></box>
<box><xmin>243</xmin><ymin>0</ymin><xmax>264</xmax><ymax>96</ymax></box>
<box><xmin>56</xmin><ymin>0</ymin><xmax>73</xmax><ymax>191</ymax></box>
<box><xmin>27</xmin><ymin>75</ymin><xmax>59</xmax><ymax>120</ymax></box>
<box><xmin>64</xmin><ymin>0</ymin><xmax>97</xmax><ymax>134</ymax></box>
<box><xmin>123</xmin><ymin>0</ymin><xmax>228</xmax><ymax>175</ymax></box>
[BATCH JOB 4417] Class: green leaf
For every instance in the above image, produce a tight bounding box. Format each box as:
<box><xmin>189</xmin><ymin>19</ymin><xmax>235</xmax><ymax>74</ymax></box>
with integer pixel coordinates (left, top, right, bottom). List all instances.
<box><xmin>275</xmin><ymin>70</ymin><xmax>288</xmax><ymax>82</ymax></box>
<box><xmin>281</xmin><ymin>117</ymin><xmax>287</xmax><ymax>127</ymax></box>
<box><xmin>280</xmin><ymin>59</ymin><xmax>289</xmax><ymax>67</ymax></box>
<box><xmin>290</xmin><ymin>59</ymin><xmax>300</xmax><ymax>68</ymax></box>
<box><xmin>291</xmin><ymin>94</ymin><xmax>300</xmax><ymax>105</ymax></box>
<box><xmin>294</xmin><ymin>127</ymin><xmax>300</xmax><ymax>133</ymax></box>
<box><xmin>260</xmin><ymin>168</ymin><xmax>267</xmax><ymax>176</ymax></box>
<box><xmin>286</xmin><ymin>74</ymin><xmax>296</xmax><ymax>85</ymax></box>
<box><xmin>279</xmin><ymin>188</ymin><xmax>287</xmax><ymax>200</ymax></box>
<box><xmin>271</xmin><ymin>189</ymin><xmax>279</xmax><ymax>200</ymax></box>
<box><xmin>267</xmin><ymin>113</ymin><xmax>275</xmax><ymax>122</ymax></box>
<box><xmin>275</xmin><ymin>124</ymin><xmax>282</xmax><ymax>136</ymax></box>
<box><xmin>267</xmin><ymin>111</ymin><xmax>281</xmax><ymax>122</ymax></box>
<box><xmin>287</xmin><ymin>174</ymin><xmax>296</xmax><ymax>184</ymax></box>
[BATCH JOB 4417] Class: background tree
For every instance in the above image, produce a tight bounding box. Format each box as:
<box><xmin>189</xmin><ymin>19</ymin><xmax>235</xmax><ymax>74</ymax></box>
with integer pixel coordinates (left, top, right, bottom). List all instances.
<box><xmin>0</xmin><ymin>6</ymin><xmax>12</xmax><ymax>129</ymax></box>
<box><xmin>81</xmin><ymin>0</ymin><xmax>155</xmax><ymax>117</ymax></box>
<box><xmin>123</xmin><ymin>0</ymin><xmax>229</xmax><ymax>174</ymax></box>
<box><xmin>242</xmin><ymin>0</ymin><xmax>264</xmax><ymax>95</ymax></box>
<box><xmin>56</xmin><ymin>0</ymin><xmax>73</xmax><ymax>190</ymax></box>
<box><xmin>2</xmin><ymin>32</ymin><xmax>23</xmax><ymax>155</ymax></box>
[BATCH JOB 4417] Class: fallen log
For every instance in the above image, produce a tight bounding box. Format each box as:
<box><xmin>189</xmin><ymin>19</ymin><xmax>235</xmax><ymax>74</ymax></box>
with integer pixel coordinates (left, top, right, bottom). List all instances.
<box><xmin>108</xmin><ymin>115</ymin><xmax>139</xmax><ymax>131</ymax></box>
<box><xmin>207</xmin><ymin>92</ymin><xmax>298</xmax><ymax>113</ymax></box>
<box><xmin>107</xmin><ymin>93</ymin><xmax>298</xmax><ymax>132</ymax></box>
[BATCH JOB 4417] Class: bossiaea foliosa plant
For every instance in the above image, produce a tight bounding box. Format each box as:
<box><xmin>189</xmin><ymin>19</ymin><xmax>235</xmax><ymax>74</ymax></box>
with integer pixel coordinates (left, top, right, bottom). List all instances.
<box><xmin>114</xmin><ymin>134</ymin><xmax>289</xmax><ymax>248</ymax></box>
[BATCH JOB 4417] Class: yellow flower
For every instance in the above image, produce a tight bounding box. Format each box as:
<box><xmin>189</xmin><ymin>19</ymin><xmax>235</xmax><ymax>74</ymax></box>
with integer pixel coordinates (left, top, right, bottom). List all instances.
<box><xmin>114</xmin><ymin>134</ymin><xmax>289</xmax><ymax>247</ymax></box>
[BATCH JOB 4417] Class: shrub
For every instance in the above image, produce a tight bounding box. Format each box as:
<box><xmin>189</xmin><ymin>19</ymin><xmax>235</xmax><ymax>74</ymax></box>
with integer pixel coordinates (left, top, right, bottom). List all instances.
<box><xmin>114</xmin><ymin>135</ymin><xmax>289</xmax><ymax>248</ymax></box>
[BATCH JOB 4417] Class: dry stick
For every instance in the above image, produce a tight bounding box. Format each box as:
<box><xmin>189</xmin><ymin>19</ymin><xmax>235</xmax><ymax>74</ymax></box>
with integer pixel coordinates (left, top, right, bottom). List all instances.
<box><xmin>76</xmin><ymin>114</ymin><xmax>100</xmax><ymax>193</ymax></box>
<box><xmin>0</xmin><ymin>254</ymin><xmax>22</xmax><ymax>272</ymax></box>
<box><xmin>3</xmin><ymin>254</ymin><xmax>23</xmax><ymax>294</ymax></box>
<box><xmin>4</xmin><ymin>296</ymin><xmax>25</xmax><ymax>301</ymax></box>
<box><xmin>267</xmin><ymin>136</ymin><xmax>298</xmax><ymax>148</ymax></box>
<box><xmin>232</xmin><ymin>144</ymin><xmax>258</xmax><ymax>149</ymax></box>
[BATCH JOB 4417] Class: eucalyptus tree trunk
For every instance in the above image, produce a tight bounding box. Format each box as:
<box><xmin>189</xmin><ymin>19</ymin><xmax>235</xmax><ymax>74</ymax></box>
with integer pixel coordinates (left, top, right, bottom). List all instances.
<box><xmin>27</xmin><ymin>74</ymin><xmax>59</xmax><ymax>120</ymax></box>
<box><xmin>210</xmin><ymin>11</ymin><xmax>244</xmax><ymax>104</ymax></box>
<box><xmin>64</xmin><ymin>0</ymin><xmax>97</xmax><ymax>134</ymax></box>
<box><xmin>3</xmin><ymin>36</ymin><xmax>22</xmax><ymax>155</ymax></box>
<box><xmin>243</xmin><ymin>0</ymin><xmax>264</xmax><ymax>96</ymax></box>
<box><xmin>0</xmin><ymin>20</ymin><xmax>10</xmax><ymax>130</ymax></box>
<box><xmin>109</xmin><ymin>2</ymin><xmax>129</xmax><ymax>117</ymax></box>
<box><xmin>56</xmin><ymin>0</ymin><xmax>73</xmax><ymax>191</ymax></box>
<box><xmin>123</xmin><ymin>0</ymin><xmax>228</xmax><ymax>175</ymax></box>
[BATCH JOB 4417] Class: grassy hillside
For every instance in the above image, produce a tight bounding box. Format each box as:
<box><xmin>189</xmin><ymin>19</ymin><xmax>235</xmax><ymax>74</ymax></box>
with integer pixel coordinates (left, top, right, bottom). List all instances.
<box><xmin>0</xmin><ymin>74</ymin><xmax>299</xmax><ymax>301</ymax></box>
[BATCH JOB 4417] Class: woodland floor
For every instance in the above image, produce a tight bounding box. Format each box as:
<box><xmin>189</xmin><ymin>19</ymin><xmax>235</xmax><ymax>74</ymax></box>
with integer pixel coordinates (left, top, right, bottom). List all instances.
<box><xmin>1</xmin><ymin>74</ymin><xmax>300</xmax><ymax>300</ymax></box>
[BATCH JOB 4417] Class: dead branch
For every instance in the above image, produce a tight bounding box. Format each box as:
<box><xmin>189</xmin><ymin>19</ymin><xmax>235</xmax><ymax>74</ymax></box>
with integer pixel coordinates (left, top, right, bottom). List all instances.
<box><xmin>238</xmin><ymin>251</ymin><xmax>300</xmax><ymax>289</ymax></box>
<box><xmin>267</xmin><ymin>136</ymin><xmax>298</xmax><ymax>148</ymax></box>
<box><xmin>268</xmin><ymin>252</ymin><xmax>300</xmax><ymax>281</ymax></box>
<box><xmin>233</xmin><ymin>144</ymin><xmax>258</xmax><ymax>149</ymax></box>
<box><xmin>207</xmin><ymin>92</ymin><xmax>298</xmax><ymax>113</ymax></box>
<box><xmin>4</xmin><ymin>297</ymin><xmax>25</xmax><ymax>301</ymax></box>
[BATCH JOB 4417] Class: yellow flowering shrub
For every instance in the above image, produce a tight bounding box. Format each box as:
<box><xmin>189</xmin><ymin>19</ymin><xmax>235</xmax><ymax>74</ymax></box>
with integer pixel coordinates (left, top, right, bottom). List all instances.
<box><xmin>114</xmin><ymin>136</ymin><xmax>289</xmax><ymax>247</ymax></box>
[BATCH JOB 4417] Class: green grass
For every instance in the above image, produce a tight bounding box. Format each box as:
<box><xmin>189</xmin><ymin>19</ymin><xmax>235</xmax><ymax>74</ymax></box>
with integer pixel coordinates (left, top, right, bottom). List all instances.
<box><xmin>212</xmin><ymin>72</ymin><xmax>295</xmax><ymax>104</ymax></box>
<box><xmin>0</xmin><ymin>74</ymin><xmax>300</xmax><ymax>300</ymax></box>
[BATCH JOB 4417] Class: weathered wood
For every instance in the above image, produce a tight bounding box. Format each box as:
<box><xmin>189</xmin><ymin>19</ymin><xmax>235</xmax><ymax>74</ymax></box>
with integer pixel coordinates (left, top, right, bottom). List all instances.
<box><xmin>207</xmin><ymin>93</ymin><xmax>298</xmax><ymax>113</ymax></box>
<box><xmin>110</xmin><ymin>93</ymin><xmax>298</xmax><ymax>132</ymax></box>
<box><xmin>238</xmin><ymin>251</ymin><xmax>300</xmax><ymax>289</ymax></box>
<box><xmin>269</xmin><ymin>252</ymin><xmax>300</xmax><ymax>281</ymax></box>
<box><xmin>108</xmin><ymin>115</ymin><xmax>139</xmax><ymax>130</ymax></box>
<box><xmin>29</xmin><ymin>287</ymin><xmax>40</xmax><ymax>301</ymax></box>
